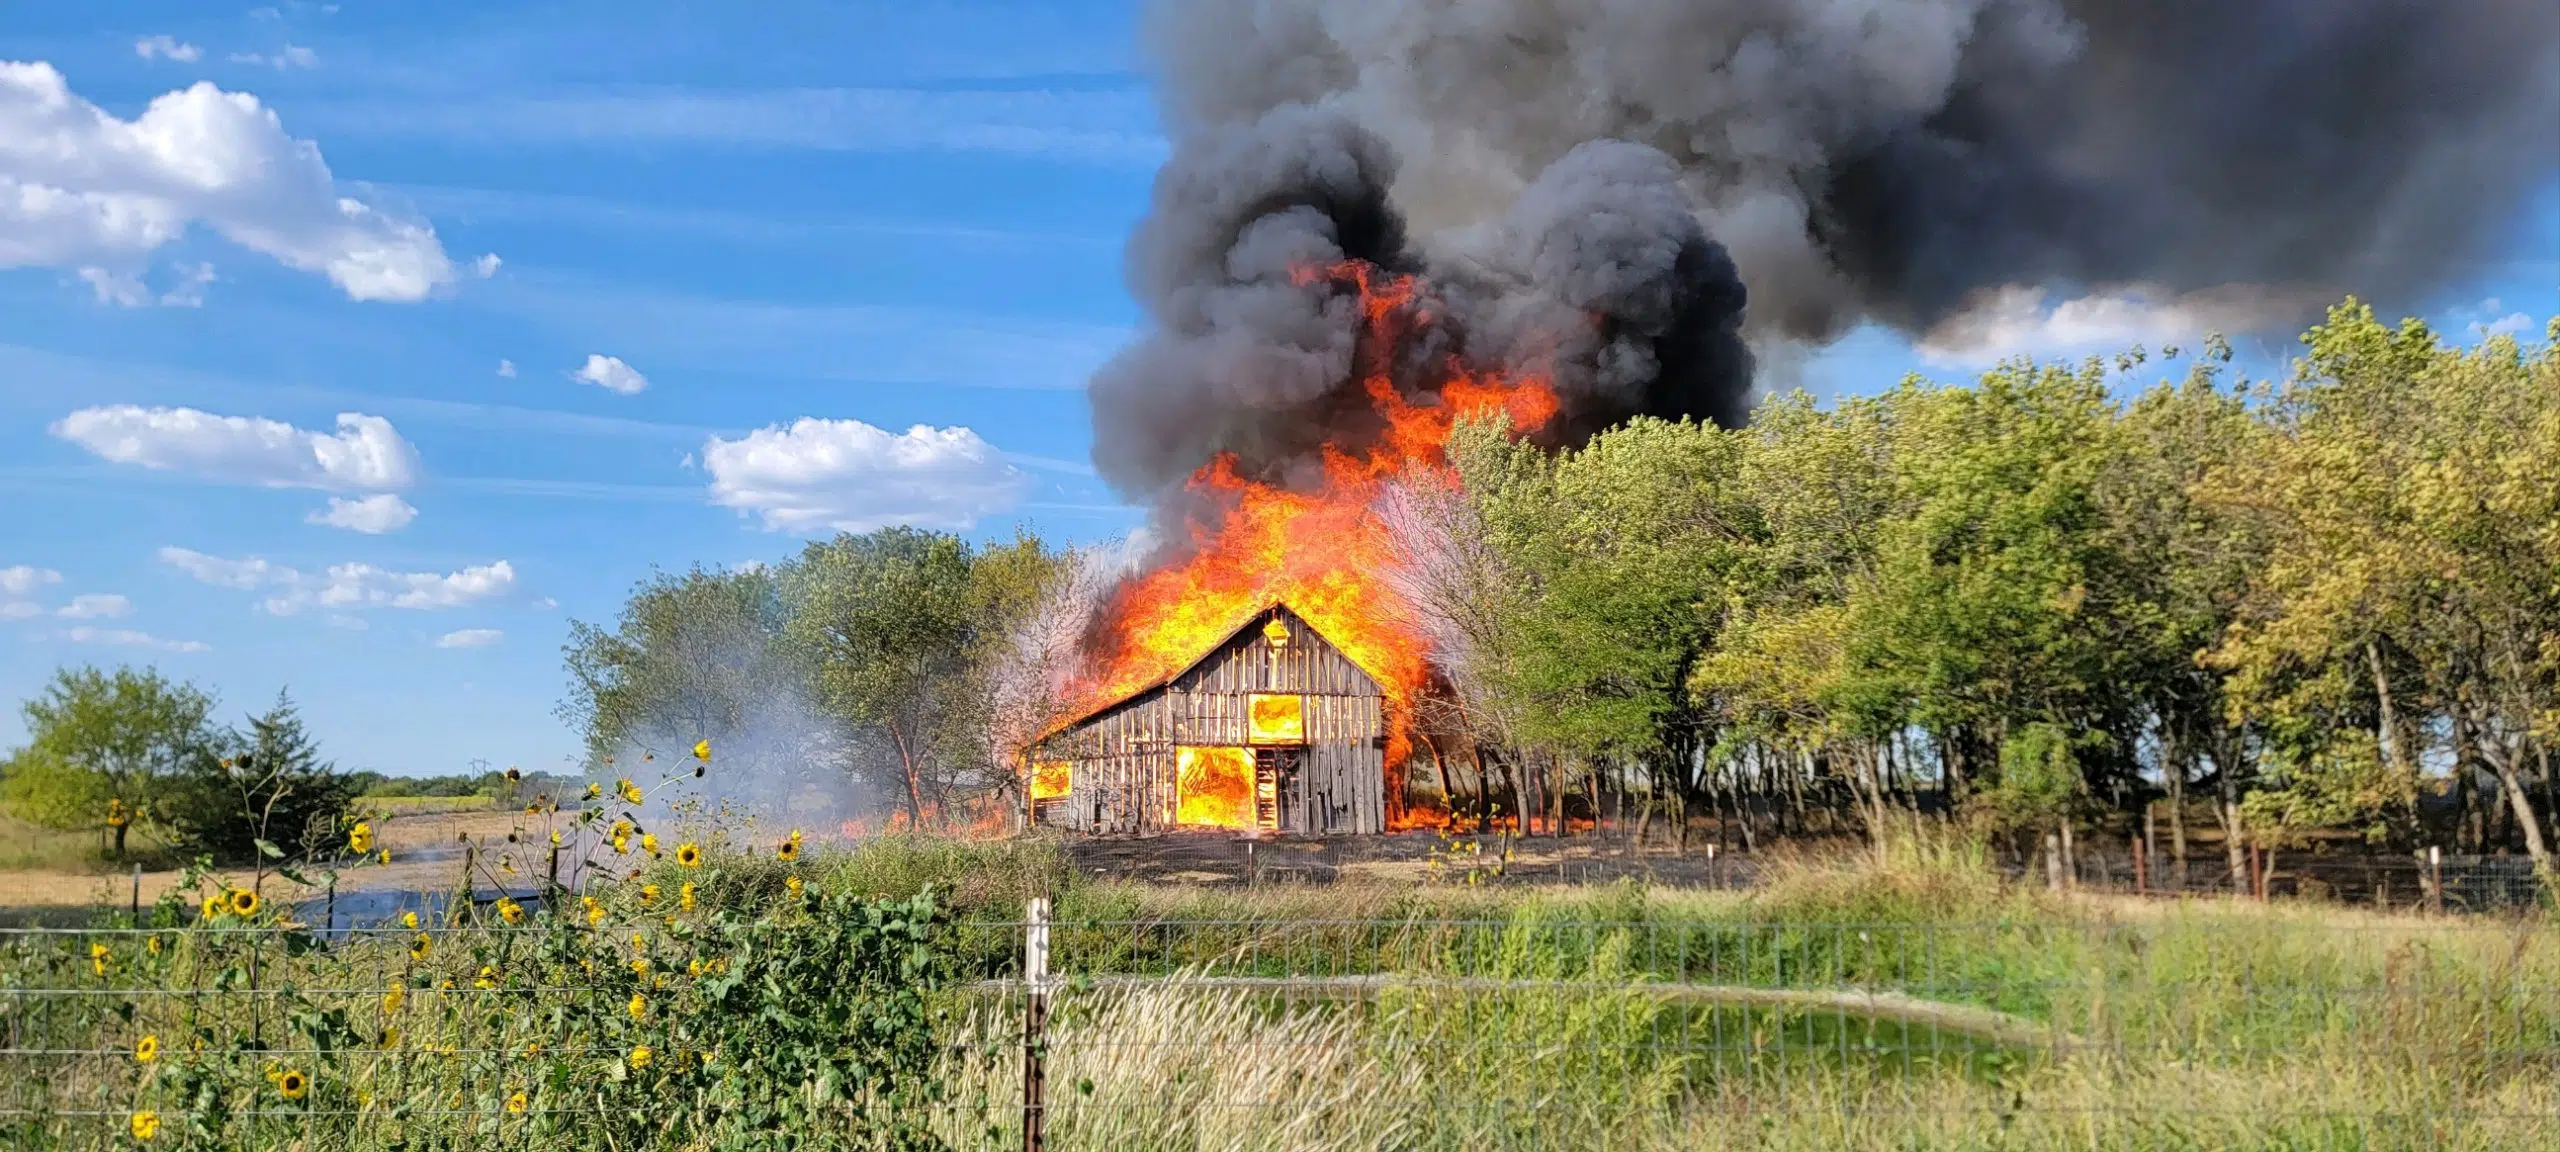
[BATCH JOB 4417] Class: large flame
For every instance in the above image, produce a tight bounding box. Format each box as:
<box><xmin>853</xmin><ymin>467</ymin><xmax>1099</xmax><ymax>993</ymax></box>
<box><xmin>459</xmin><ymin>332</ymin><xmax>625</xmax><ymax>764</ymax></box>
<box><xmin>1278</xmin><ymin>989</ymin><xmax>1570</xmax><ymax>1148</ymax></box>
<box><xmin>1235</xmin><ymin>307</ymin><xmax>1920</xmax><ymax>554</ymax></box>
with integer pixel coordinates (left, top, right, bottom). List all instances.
<box><xmin>1174</xmin><ymin>746</ymin><xmax>1257</xmax><ymax>829</ymax></box>
<box><xmin>1063</xmin><ymin>261</ymin><xmax>1560</xmax><ymax>828</ymax></box>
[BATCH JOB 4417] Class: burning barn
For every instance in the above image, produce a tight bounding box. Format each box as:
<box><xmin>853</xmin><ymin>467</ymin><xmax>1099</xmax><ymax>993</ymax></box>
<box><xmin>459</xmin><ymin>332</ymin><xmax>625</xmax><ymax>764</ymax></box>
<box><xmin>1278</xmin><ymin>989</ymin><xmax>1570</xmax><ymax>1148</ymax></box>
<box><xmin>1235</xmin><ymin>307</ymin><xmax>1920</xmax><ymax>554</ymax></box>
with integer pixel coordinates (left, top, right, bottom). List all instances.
<box><xmin>1031</xmin><ymin>604</ymin><xmax>1389</xmax><ymax>836</ymax></box>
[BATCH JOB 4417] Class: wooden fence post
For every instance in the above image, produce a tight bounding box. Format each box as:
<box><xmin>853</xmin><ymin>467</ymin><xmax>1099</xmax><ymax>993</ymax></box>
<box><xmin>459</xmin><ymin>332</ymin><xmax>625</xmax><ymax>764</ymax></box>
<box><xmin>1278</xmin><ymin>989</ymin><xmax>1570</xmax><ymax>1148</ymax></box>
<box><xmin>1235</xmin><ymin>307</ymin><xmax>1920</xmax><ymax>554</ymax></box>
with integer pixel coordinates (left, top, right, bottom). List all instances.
<box><xmin>2133</xmin><ymin>835</ymin><xmax>2147</xmax><ymax>897</ymax></box>
<box><xmin>130</xmin><ymin>862</ymin><xmax>142</xmax><ymax>922</ymax></box>
<box><xmin>1022</xmin><ymin>896</ymin><xmax>1050</xmax><ymax>1152</ymax></box>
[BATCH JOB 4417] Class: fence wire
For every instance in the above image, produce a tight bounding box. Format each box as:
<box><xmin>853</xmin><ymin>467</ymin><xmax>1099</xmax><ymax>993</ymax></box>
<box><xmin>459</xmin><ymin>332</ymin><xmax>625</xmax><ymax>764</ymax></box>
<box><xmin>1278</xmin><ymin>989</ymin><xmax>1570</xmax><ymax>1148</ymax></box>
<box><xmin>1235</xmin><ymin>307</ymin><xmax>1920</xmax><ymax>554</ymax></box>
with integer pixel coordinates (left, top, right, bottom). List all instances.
<box><xmin>4</xmin><ymin>908</ymin><xmax>2556</xmax><ymax>1150</ymax></box>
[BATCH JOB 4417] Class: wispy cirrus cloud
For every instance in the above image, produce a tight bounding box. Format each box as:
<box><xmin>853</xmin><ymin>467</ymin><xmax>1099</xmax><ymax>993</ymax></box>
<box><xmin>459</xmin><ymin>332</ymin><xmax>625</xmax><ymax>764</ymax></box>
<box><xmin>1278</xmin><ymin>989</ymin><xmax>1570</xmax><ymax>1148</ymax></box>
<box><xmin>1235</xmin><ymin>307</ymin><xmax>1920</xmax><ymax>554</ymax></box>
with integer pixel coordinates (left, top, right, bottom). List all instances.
<box><xmin>160</xmin><ymin>546</ymin><xmax>515</xmax><ymax>616</ymax></box>
<box><xmin>294</xmin><ymin>85</ymin><xmax>1164</xmax><ymax>165</ymax></box>
<box><xmin>56</xmin><ymin>593</ymin><xmax>131</xmax><ymax>619</ymax></box>
<box><xmin>61</xmin><ymin>627</ymin><xmax>209</xmax><ymax>653</ymax></box>
<box><xmin>480</xmin><ymin>274</ymin><xmax>1130</xmax><ymax>392</ymax></box>
<box><xmin>386</xmin><ymin>184</ymin><xmax>1116</xmax><ymax>249</ymax></box>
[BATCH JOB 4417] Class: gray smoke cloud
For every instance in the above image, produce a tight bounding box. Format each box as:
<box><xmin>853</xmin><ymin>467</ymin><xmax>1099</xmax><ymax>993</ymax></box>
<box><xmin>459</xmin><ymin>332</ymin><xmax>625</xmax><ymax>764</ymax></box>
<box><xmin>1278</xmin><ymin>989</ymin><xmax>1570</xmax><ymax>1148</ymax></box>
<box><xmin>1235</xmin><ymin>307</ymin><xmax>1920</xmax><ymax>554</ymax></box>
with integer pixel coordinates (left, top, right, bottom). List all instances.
<box><xmin>1090</xmin><ymin>0</ymin><xmax>2558</xmax><ymax>501</ymax></box>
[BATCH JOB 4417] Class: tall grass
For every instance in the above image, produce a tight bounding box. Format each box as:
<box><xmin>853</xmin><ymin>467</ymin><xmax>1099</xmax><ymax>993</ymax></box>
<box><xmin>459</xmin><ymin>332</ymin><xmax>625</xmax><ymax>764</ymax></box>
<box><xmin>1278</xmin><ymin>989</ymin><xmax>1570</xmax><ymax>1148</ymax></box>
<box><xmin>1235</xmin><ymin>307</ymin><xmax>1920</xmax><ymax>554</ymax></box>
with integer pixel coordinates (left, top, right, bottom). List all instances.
<box><xmin>920</xmin><ymin>832</ymin><xmax>2555</xmax><ymax>1151</ymax></box>
<box><xmin>5</xmin><ymin>829</ymin><xmax>2551</xmax><ymax>1149</ymax></box>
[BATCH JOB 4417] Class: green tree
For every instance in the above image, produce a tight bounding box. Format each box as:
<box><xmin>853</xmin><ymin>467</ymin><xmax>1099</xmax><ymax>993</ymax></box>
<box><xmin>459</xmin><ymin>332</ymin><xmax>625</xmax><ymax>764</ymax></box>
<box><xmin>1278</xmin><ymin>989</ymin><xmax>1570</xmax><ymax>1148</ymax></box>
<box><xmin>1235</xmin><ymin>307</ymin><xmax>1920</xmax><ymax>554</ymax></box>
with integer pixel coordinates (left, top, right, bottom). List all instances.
<box><xmin>2210</xmin><ymin>304</ymin><xmax>2558</xmax><ymax>882</ymax></box>
<box><xmin>166</xmin><ymin>691</ymin><xmax>356</xmax><ymax>866</ymax></box>
<box><xmin>560</xmin><ymin>565</ymin><xmax>841</xmax><ymax>807</ymax></box>
<box><xmin>782</xmin><ymin>528</ymin><xmax>982</xmax><ymax>827</ymax></box>
<box><xmin>5</xmin><ymin>666</ymin><xmax>214</xmax><ymax>857</ymax></box>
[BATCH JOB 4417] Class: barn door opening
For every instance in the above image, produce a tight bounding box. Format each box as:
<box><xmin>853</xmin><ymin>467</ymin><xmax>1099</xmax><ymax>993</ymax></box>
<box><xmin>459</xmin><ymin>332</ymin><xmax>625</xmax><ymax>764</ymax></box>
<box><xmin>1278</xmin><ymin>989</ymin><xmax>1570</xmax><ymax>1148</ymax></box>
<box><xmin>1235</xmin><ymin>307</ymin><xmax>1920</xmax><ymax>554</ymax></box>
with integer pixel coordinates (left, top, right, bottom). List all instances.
<box><xmin>1254</xmin><ymin>747</ymin><xmax>1301</xmax><ymax>832</ymax></box>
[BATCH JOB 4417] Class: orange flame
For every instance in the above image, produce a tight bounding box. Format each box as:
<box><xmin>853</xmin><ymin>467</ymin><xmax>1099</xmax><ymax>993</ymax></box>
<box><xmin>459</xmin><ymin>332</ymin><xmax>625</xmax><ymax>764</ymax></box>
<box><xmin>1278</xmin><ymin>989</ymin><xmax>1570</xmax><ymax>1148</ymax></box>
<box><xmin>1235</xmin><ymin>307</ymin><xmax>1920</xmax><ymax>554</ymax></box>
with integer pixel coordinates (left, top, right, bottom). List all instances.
<box><xmin>1246</xmin><ymin>693</ymin><xmax>1305</xmax><ymax>744</ymax></box>
<box><xmin>1174</xmin><ymin>746</ymin><xmax>1256</xmax><ymax>829</ymax></box>
<box><xmin>1063</xmin><ymin>261</ymin><xmax>1560</xmax><ymax>829</ymax></box>
<box><xmin>1029</xmin><ymin>761</ymin><xmax>1071</xmax><ymax>802</ymax></box>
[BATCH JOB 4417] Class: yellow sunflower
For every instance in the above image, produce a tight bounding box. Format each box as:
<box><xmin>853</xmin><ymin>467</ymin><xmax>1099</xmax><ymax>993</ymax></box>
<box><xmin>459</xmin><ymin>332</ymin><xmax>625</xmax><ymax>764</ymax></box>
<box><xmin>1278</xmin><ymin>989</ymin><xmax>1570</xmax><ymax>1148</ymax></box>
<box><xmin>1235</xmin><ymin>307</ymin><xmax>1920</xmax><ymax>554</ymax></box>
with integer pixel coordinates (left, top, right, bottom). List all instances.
<box><xmin>200</xmin><ymin>894</ymin><xmax>223</xmax><ymax>921</ymax></box>
<box><xmin>227</xmin><ymin>888</ymin><xmax>260</xmax><ymax>917</ymax></box>
<box><xmin>784</xmin><ymin>875</ymin><xmax>803</xmax><ymax>898</ymax></box>
<box><xmin>378</xmin><ymin>848</ymin><xmax>392</xmax><ymax>864</ymax></box>
<box><xmin>584</xmin><ymin>782</ymin><xmax>603</xmax><ymax>801</ymax></box>
<box><xmin>275</xmin><ymin>1067</ymin><xmax>310</xmax><ymax>1100</ymax></box>
<box><xmin>129</xmin><ymin>1110</ymin><xmax>159</xmax><ymax>1141</ymax></box>
<box><xmin>679</xmin><ymin>882</ymin><xmax>697</xmax><ymax>911</ymax></box>
<box><xmin>675</xmin><ymin>843</ymin><xmax>702</xmax><ymax>868</ymax></box>
<box><xmin>134</xmin><ymin>1034</ymin><xmax>158</xmax><ymax>1064</ymax></box>
<box><xmin>639</xmin><ymin>883</ymin><xmax>660</xmax><ymax>906</ymax></box>
<box><xmin>506</xmin><ymin>1090</ymin><xmax>529</xmax><ymax>1115</ymax></box>
<box><xmin>401</xmin><ymin>910</ymin><xmax>419</xmax><ymax>930</ymax></box>
<box><xmin>382</xmin><ymin>986</ymin><xmax>405</xmax><ymax>1013</ymax></box>
<box><xmin>627</xmin><ymin>992</ymin><xmax>647</xmax><ymax>1020</ymax></box>
<box><xmin>641</xmin><ymin>833</ymin><xmax>660</xmax><ymax>857</ymax></box>
<box><xmin>627</xmin><ymin>1046</ymin><xmax>653</xmax><ymax>1070</ymax></box>
<box><xmin>692</xmin><ymin>739</ymin><xmax>711</xmax><ymax>762</ymax></box>
<box><xmin>408</xmin><ymin>934</ymin><xmax>432</xmax><ymax>961</ymax></box>
<box><xmin>496</xmin><ymin>898</ymin><xmax>525</xmax><ymax>926</ymax></box>
<box><xmin>90</xmin><ymin>941</ymin><xmax>110</xmax><ymax>976</ymax></box>
<box><xmin>348</xmin><ymin>822</ymin><xmax>374</xmax><ymax>854</ymax></box>
<box><xmin>775</xmin><ymin>839</ymin><xmax>799</xmax><ymax>863</ymax></box>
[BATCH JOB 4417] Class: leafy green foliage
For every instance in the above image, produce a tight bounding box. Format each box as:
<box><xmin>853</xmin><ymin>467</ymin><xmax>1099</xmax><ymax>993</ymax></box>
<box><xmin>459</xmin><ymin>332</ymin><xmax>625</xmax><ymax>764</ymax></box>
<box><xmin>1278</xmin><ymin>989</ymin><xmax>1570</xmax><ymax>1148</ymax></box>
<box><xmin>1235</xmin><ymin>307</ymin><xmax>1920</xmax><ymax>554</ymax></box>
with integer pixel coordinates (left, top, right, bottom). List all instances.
<box><xmin>163</xmin><ymin>692</ymin><xmax>358</xmax><ymax>865</ymax></box>
<box><xmin>4</xmin><ymin>666</ymin><xmax>215</xmax><ymax>857</ymax></box>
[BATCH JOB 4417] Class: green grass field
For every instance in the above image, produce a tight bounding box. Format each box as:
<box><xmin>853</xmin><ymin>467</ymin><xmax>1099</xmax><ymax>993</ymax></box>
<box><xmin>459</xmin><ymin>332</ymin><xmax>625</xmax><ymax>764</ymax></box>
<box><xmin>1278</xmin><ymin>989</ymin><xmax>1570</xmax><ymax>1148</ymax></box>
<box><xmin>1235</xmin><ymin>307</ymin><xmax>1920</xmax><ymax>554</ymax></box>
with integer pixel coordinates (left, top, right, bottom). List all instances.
<box><xmin>2</xmin><ymin>832</ymin><xmax>2551</xmax><ymax>1150</ymax></box>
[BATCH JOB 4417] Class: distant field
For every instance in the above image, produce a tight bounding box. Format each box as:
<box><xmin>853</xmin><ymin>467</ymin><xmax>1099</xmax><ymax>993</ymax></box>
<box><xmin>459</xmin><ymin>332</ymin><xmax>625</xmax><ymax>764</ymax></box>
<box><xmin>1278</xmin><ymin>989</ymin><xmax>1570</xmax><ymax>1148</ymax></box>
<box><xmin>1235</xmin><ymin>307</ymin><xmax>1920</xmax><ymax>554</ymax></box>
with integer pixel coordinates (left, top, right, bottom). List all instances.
<box><xmin>0</xmin><ymin>808</ymin><xmax>547</xmax><ymax>913</ymax></box>
<box><xmin>356</xmin><ymin>793</ymin><xmax>497</xmax><ymax>815</ymax></box>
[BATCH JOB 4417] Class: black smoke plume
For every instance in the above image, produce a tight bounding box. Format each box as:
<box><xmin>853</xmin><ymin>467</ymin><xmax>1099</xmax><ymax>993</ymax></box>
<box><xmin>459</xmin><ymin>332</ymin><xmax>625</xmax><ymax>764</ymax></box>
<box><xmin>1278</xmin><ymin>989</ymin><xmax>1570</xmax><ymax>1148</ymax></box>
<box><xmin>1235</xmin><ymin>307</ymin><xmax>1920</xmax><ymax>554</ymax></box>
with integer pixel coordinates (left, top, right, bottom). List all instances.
<box><xmin>1093</xmin><ymin>0</ymin><xmax>2559</xmax><ymax>501</ymax></box>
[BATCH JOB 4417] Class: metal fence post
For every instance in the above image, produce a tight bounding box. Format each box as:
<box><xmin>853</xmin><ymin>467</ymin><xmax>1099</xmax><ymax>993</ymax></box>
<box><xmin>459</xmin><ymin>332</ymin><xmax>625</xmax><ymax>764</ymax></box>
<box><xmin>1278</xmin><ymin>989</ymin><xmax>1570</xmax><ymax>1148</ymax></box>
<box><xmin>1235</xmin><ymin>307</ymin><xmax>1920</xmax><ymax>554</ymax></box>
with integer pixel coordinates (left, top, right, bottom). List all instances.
<box><xmin>2427</xmin><ymin>846</ymin><xmax>2444</xmax><ymax>915</ymax></box>
<box><xmin>1023</xmin><ymin>896</ymin><xmax>1050</xmax><ymax>1152</ymax></box>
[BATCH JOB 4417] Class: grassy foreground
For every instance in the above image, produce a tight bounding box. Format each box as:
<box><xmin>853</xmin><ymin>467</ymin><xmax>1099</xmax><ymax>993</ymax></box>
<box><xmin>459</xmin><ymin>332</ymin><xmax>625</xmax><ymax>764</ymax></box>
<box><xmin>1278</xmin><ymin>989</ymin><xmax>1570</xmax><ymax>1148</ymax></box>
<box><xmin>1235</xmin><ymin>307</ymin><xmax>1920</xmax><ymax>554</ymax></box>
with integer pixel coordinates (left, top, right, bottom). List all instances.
<box><xmin>2</xmin><ymin>832</ymin><xmax>2551</xmax><ymax>1150</ymax></box>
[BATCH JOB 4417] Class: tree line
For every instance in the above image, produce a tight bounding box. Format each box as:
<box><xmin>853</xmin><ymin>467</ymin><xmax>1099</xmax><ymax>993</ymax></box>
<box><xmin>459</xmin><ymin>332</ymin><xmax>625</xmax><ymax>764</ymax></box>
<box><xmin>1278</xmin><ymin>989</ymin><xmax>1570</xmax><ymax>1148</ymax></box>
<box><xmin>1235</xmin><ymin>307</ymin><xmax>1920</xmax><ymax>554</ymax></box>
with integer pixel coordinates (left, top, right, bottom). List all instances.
<box><xmin>1388</xmin><ymin>301</ymin><xmax>2557</xmax><ymax>884</ymax></box>
<box><xmin>558</xmin><ymin>529</ymin><xmax>1084</xmax><ymax>830</ymax></box>
<box><xmin>2</xmin><ymin>668</ymin><xmax>353</xmax><ymax>866</ymax></box>
<box><xmin>554</xmin><ymin>300</ymin><xmax>2553</xmax><ymax>883</ymax></box>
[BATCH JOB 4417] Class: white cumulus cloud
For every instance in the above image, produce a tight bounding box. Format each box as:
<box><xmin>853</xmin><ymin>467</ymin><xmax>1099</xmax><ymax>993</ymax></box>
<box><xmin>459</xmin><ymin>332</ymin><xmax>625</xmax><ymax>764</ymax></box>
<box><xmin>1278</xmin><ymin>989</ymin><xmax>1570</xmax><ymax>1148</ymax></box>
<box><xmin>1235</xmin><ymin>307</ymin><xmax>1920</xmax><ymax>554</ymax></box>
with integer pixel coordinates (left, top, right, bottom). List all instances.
<box><xmin>495</xmin><ymin>358</ymin><xmax>516</xmax><ymax>378</ymax></box>
<box><xmin>1</xmin><ymin>601</ymin><xmax>38</xmax><ymax>619</ymax></box>
<box><xmin>703</xmin><ymin>418</ymin><xmax>1028</xmax><ymax>533</ymax></box>
<box><xmin>56</xmin><ymin>593</ymin><xmax>131</xmax><ymax>619</ymax></box>
<box><xmin>133</xmin><ymin>37</ymin><xmax>202</xmax><ymax>63</ymax></box>
<box><xmin>0</xmin><ymin>565</ymin><xmax>62</xmax><ymax>595</ymax></box>
<box><xmin>571</xmin><ymin>354</ymin><xmax>648</xmax><ymax>395</ymax></box>
<box><xmin>434</xmin><ymin>628</ymin><xmax>502</xmax><ymax>649</ymax></box>
<box><xmin>160</xmin><ymin>546</ymin><xmax>514</xmax><ymax>615</ymax></box>
<box><xmin>1918</xmin><ymin>284</ymin><xmax>2316</xmax><ymax>368</ymax></box>
<box><xmin>308</xmin><ymin>493</ymin><xmax>417</xmax><ymax>534</ymax></box>
<box><xmin>52</xmin><ymin>406</ymin><xmax>418</xmax><ymax>490</ymax></box>
<box><xmin>0</xmin><ymin>60</ymin><xmax>456</xmax><ymax>301</ymax></box>
<box><xmin>62</xmin><ymin>626</ymin><xmax>209</xmax><ymax>653</ymax></box>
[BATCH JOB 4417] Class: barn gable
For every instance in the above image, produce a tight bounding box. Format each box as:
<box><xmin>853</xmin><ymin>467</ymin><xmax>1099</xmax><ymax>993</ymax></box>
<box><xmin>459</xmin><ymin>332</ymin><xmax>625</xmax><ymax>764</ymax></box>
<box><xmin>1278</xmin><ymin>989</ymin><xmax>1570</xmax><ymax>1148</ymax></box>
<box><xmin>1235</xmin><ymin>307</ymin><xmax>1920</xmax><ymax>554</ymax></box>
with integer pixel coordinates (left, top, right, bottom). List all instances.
<box><xmin>1032</xmin><ymin>604</ymin><xmax>1389</xmax><ymax>836</ymax></box>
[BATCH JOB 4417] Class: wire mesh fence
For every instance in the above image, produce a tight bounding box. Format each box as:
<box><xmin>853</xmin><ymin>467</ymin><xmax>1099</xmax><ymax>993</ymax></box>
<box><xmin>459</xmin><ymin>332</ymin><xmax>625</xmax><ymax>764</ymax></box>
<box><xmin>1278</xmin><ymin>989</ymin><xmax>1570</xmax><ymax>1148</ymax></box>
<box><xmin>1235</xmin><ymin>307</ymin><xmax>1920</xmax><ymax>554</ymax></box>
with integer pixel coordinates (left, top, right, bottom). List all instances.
<box><xmin>5</xmin><ymin>893</ymin><xmax>2556</xmax><ymax>1150</ymax></box>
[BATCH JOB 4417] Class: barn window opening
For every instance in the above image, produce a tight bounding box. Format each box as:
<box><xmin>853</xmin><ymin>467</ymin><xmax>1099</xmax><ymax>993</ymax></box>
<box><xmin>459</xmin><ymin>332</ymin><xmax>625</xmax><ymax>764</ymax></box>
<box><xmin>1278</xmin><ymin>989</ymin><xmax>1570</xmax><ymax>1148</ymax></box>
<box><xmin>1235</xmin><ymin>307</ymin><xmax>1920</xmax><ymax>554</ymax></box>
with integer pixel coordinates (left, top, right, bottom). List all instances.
<box><xmin>1247</xmin><ymin>693</ymin><xmax>1304</xmax><ymax>745</ymax></box>
<box><xmin>1174</xmin><ymin>746</ymin><xmax>1255</xmax><ymax>829</ymax></box>
<box><xmin>1030</xmin><ymin>760</ymin><xmax>1071</xmax><ymax>802</ymax></box>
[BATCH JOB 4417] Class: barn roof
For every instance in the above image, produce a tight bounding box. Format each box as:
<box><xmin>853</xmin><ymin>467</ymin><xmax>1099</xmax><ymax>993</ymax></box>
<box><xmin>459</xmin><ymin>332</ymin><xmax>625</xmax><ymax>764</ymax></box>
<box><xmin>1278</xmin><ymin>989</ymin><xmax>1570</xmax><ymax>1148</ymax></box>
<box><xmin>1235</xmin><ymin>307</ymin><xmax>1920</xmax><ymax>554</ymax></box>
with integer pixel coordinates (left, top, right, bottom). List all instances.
<box><xmin>1039</xmin><ymin>602</ymin><xmax>1371</xmax><ymax>740</ymax></box>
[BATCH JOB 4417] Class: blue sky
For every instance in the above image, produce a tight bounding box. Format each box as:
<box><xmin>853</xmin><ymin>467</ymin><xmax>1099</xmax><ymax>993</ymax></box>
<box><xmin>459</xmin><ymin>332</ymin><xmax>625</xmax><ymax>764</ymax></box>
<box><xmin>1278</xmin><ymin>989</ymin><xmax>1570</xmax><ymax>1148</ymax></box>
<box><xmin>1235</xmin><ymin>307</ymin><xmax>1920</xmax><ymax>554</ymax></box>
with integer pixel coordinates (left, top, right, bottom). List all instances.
<box><xmin>2</xmin><ymin>2</ymin><xmax>2553</xmax><ymax>777</ymax></box>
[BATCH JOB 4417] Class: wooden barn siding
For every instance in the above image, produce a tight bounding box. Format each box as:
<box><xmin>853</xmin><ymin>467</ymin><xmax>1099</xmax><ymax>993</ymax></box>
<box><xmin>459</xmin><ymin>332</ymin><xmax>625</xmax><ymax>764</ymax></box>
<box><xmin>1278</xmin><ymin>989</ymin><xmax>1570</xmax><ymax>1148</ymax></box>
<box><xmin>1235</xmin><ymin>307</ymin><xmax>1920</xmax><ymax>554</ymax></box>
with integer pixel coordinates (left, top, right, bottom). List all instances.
<box><xmin>1038</xmin><ymin>608</ymin><xmax>1390</xmax><ymax>835</ymax></box>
